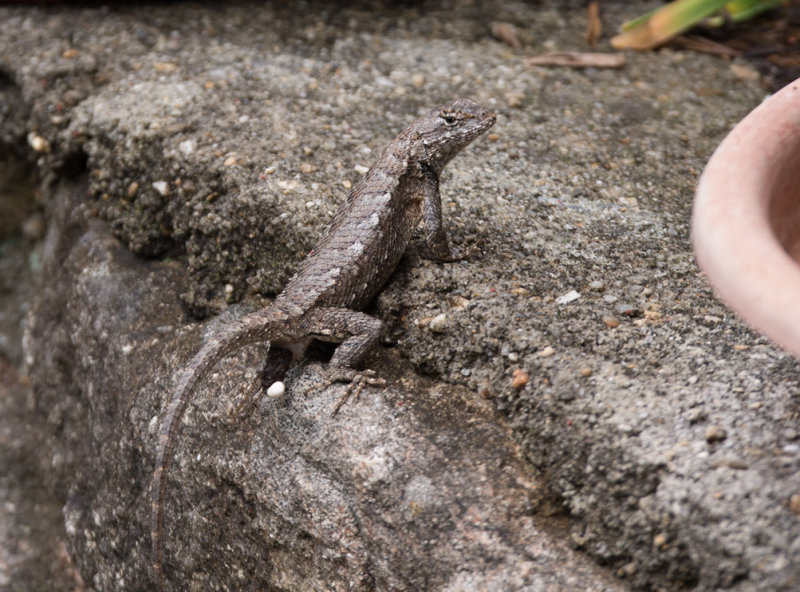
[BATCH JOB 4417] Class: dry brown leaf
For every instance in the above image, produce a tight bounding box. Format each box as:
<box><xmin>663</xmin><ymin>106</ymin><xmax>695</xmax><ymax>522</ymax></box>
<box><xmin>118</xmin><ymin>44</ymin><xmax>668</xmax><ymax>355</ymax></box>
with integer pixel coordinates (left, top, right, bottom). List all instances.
<box><xmin>586</xmin><ymin>1</ymin><xmax>602</xmax><ymax>47</ymax></box>
<box><xmin>526</xmin><ymin>52</ymin><xmax>625</xmax><ymax>68</ymax></box>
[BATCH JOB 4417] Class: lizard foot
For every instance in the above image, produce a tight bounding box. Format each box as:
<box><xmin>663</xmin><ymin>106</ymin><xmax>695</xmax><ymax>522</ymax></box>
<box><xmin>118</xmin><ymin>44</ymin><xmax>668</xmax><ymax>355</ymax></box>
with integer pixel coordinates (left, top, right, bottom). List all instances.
<box><xmin>304</xmin><ymin>368</ymin><xmax>386</xmax><ymax>416</ymax></box>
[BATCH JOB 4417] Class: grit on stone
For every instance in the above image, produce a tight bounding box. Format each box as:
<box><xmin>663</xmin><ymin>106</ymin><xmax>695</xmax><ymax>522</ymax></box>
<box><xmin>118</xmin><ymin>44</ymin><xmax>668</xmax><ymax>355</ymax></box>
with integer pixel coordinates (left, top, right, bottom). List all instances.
<box><xmin>1</xmin><ymin>2</ymin><xmax>798</xmax><ymax>591</ymax></box>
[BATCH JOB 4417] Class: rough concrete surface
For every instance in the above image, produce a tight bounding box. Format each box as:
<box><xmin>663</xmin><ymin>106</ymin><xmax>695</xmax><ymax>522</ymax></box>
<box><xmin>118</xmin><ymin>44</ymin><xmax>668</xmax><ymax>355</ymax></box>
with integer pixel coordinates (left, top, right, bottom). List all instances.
<box><xmin>1</xmin><ymin>2</ymin><xmax>798</xmax><ymax>591</ymax></box>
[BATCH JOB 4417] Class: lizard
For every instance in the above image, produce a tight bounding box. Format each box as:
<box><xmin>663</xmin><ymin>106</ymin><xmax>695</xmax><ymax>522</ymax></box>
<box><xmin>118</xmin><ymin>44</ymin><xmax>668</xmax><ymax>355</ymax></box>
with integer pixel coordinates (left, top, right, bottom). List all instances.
<box><xmin>150</xmin><ymin>97</ymin><xmax>496</xmax><ymax>589</ymax></box>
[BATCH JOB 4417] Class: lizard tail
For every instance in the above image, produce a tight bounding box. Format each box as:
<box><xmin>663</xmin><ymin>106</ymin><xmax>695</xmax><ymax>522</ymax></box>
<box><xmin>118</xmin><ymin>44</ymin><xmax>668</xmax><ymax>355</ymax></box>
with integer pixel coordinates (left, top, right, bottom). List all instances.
<box><xmin>150</xmin><ymin>309</ymin><xmax>287</xmax><ymax>590</ymax></box>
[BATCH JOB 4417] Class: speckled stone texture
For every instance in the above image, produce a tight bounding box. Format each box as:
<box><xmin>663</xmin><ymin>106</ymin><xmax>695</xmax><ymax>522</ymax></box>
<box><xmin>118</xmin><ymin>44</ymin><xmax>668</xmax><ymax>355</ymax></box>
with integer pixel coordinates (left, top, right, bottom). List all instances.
<box><xmin>1</xmin><ymin>2</ymin><xmax>798</xmax><ymax>591</ymax></box>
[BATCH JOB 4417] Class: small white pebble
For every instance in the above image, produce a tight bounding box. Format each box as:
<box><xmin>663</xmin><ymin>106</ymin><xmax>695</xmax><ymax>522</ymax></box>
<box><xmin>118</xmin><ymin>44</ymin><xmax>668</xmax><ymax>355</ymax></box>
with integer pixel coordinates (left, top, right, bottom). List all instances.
<box><xmin>354</xmin><ymin>164</ymin><xmax>370</xmax><ymax>174</ymax></box>
<box><xmin>428</xmin><ymin>313</ymin><xmax>449</xmax><ymax>333</ymax></box>
<box><xmin>152</xmin><ymin>181</ymin><xmax>170</xmax><ymax>196</ymax></box>
<box><xmin>538</xmin><ymin>346</ymin><xmax>555</xmax><ymax>357</ymax></box>
<box><xmin>178</xmin><ymin>139</ymin><xmax>195</xmax><ymax>155</ymax></box>
<box><xmin>28</xmin><ymin>133</ymin><xmax>51</xmax><ymax>154</ymax></box>
<box><xmin>266</xmin><ymin>381</ymin><xmax>285</xmax><ymax>399</ymax></box>
<box><xmin>556</xmin><ymin>290</ymin><xmax>581</xmax><ymax>305</ymax></box>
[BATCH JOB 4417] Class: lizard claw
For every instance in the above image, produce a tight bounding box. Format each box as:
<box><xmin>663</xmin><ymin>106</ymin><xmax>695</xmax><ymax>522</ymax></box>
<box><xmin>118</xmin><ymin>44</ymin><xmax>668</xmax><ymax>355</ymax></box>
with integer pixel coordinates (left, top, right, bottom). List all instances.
<box><xmin>304</xmin><ymin>368</ymin><xmax>386</xmax><ymax>416</ymax></box>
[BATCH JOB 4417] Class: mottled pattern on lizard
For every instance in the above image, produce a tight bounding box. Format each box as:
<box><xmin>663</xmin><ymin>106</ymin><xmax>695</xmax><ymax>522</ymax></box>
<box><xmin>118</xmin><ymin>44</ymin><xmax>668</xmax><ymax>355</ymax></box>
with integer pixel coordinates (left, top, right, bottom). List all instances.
<box><xmin>150</xmin><ymin>98</ymin><xmax>495</xmax><ymax>589</ymax></box>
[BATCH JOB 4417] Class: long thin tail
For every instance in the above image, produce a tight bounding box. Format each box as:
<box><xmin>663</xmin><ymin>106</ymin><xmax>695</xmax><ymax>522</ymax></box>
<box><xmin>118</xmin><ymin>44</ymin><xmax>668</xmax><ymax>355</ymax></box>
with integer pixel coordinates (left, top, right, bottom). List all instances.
<box><xmin>150</xmin><ymin>309</ymin><xmax>286</xmax><ymax>590</ymax></box>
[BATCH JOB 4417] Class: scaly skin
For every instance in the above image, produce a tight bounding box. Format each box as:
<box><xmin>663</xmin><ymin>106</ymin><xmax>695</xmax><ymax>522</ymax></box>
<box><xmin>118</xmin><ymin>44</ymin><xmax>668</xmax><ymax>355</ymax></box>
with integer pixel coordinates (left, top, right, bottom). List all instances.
<box><xmin>151</xmin><ymin>98</ymin><xmax>495</xmax><ymax>589</ymax></box>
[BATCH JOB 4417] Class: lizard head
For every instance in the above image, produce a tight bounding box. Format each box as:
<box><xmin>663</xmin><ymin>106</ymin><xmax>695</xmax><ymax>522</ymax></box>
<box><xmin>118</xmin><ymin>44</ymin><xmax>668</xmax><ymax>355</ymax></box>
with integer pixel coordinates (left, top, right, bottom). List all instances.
<box><xmin>415</xmin><ymin>98</ymin><xmax>496</xmax><ymax>174</ymax></box>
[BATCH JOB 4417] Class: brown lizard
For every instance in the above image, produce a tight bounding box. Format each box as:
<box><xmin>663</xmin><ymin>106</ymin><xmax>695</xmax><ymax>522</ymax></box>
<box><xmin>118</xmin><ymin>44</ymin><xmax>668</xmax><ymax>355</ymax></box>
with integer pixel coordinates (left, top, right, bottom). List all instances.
<box><xmin>150</xmin><ymin>98</ymin><xmax>495</xmax><ymax>589</ymax></box>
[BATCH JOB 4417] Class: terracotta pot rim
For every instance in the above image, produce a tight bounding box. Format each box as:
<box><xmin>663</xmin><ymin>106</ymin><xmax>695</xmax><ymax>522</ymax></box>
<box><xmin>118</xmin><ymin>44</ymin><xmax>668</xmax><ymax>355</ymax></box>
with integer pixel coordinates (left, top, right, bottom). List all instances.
<box><xmin>692</xmin><ymin>79</ymin><xmax>800</xmax><ymax>357</ymax></box>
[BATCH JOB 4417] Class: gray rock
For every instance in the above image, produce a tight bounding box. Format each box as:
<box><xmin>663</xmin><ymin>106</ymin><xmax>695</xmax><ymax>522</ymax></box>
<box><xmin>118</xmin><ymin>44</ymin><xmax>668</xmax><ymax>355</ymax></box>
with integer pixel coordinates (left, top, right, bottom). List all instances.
<box><xmin>26</xmin><ymin>181</ymin><xmax>621</xmax><ymax>591</ymax></box>
<box><xmin>1</xmin><ymin>2</ymin><xmax>798</xmax><ymax>592</ymax></box>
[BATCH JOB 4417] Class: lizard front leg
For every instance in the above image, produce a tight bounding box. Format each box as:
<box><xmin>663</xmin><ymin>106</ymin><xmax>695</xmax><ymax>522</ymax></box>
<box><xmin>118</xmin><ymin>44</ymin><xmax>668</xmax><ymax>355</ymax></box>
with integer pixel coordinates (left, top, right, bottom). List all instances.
<box><xmin>422</xmin><ymin>172</ymin><xmax>464</xmax><ymax>261</ymax></box>
<box><xmin>302</xmin><ymin>307</ymin><xmax>386</xmax><ymax>414</ymax></box>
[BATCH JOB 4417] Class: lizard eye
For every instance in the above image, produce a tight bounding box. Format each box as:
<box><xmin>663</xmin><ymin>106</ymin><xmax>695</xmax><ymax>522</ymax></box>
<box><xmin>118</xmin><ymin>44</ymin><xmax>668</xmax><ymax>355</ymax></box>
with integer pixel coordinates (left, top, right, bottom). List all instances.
<box><xmin>442</xmin><ymin>115</ymin><xmax>457</xmax><ymax>125</ymax></box>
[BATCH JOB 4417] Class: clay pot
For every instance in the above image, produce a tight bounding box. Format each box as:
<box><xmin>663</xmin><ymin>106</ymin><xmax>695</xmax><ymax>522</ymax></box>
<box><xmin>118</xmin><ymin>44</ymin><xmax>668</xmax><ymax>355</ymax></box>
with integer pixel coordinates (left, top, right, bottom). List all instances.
<box><xmin>692</xmin><ymin>78</ymin><xmax>800</xmax><ymax>357</ymax></box>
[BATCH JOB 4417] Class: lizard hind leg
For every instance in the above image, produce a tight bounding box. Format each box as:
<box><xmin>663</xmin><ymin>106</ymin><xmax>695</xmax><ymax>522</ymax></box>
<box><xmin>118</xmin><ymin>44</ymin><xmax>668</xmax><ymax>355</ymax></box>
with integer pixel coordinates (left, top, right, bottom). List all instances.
<box><xmin>300</xmin><ymin>307</ymin><xmax>387</xmax><ymax>415</ymax></box>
